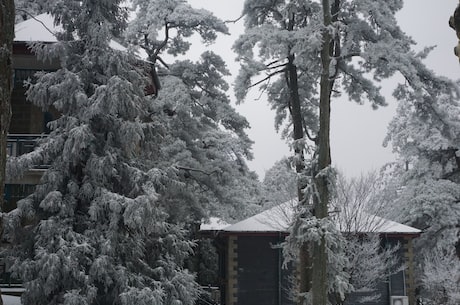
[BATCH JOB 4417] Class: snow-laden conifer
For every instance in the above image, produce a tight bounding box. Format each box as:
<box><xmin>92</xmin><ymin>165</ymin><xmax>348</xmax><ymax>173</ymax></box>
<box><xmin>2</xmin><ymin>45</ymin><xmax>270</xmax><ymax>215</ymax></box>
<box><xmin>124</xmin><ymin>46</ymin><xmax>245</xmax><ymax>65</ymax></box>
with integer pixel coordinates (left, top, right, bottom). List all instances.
<box><xmin>234</xmin><ymin>0</ymin><xmax>446</xmax><ymax>303</ymax></box>
<box><xmin>385</xmin><ymin>76</ymin><xmax>460</xmax><ymax>304</ymax></box>
<box><xmin>4</xmin><ymin>1</ymin><xmax>260</xmax><ymax>304</ymax></box>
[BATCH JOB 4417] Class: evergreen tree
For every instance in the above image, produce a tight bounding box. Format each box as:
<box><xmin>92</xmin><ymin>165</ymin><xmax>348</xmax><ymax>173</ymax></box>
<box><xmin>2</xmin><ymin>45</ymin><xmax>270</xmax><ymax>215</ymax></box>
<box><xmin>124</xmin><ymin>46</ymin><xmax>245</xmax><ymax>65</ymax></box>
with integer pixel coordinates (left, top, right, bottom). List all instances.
<box><xmin>234</xmin><ymin>0</ymin><xmax>447</xmax><ymax>303</ymax></box>
<box><xmin>262</xmin><ymin>157</ymin><xmax>297</xmax><ymax>208</ymax></box>
<box><xmin>384</xmin><ymin>57</ymin><xmax>460</xmax><ymax>304</ymax></box>
<box><xmin>4</xmin><ymin>1</ymin><xmax>259</xmax><ymax>304</ymax></box>
<box><xmin>126</xmin><ymin>0</ymin><xmax>262</xmax><ymax>222</ymax></box>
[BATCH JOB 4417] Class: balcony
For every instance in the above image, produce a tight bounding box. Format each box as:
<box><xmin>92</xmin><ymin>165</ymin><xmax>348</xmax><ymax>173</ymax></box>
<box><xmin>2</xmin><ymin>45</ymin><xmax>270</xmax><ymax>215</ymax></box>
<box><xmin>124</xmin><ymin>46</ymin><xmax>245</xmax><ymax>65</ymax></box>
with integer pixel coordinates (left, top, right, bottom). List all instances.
<box><xmin>6</xmin><ymin>134</ymin><xmax>48</xmax><ymax>185</ymax></box>
<box><xmin>7</xmin><ymin>134</ymin><xmax>47</xmax><ymax>158</ymax></box>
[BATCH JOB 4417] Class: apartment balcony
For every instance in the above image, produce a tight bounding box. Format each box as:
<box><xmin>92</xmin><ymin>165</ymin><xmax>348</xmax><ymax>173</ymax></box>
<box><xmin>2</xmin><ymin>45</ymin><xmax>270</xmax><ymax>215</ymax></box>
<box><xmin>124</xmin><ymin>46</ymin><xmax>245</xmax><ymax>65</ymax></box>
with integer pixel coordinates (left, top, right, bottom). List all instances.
<box><xmin>6</xmin><ymin>134</ymin><xmax>48</xmax><ymax>185</ymax></box>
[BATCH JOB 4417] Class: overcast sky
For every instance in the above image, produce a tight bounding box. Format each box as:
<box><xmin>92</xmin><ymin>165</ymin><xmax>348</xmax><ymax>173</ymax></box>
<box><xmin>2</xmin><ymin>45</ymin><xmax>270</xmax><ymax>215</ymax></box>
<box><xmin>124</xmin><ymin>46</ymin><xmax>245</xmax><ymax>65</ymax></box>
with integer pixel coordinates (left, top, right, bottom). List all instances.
<box><xmin>186</xmin><ymin>0</ymin><xmax>459</xmax><ymax>179</ymax></box>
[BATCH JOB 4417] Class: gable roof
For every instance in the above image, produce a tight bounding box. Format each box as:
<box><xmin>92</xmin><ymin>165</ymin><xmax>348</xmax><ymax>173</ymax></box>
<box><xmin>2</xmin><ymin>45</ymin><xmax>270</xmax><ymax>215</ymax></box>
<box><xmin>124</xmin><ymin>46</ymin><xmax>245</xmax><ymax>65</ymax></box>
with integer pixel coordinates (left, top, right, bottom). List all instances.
<box><xmin>202</xmin><ymin>201</ymin><xmax>421</xmax><ymax>235</ymax></box>
<box><xmin>15</xmin><ymin>14</ymin><xmax>59</xmax><ymax>43</ymax></box>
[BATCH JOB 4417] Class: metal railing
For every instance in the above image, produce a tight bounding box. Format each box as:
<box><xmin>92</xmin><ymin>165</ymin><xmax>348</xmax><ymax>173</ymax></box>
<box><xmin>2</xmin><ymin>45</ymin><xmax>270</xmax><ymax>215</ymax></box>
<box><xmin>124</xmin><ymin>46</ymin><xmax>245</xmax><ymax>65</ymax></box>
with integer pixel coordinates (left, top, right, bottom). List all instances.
<box><xmin>7</xmin><ymin>134</ymin><xmax>47</xmax><ymax>158</ymax></box>
<box><xmin>197</xmin><ymin>286</ymin><xmax>221</xmax><ymax>305</ymax></box>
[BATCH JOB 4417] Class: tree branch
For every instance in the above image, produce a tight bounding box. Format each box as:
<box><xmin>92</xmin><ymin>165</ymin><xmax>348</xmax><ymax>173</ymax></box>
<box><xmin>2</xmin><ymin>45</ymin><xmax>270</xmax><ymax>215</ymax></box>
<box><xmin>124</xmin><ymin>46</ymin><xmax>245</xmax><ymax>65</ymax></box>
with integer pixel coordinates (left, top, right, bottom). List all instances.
<box><xmin>248</xmin><ymin>68</ymin><xmax>285</xmax><ymax>89</ymax></box>
<box><xmin>16</xmin><ymin>9</ymin><xmax>57</xmax><ymax>39</ymax></box>
<box><xmin>153</xmin><ymin>19</ymin><xmax>170</xmax><ymax>61</ymax></box>
<box><xmin>174</xmin><ymin>165</ymin><xmax>219</xmax><ymax>176</ymax></box>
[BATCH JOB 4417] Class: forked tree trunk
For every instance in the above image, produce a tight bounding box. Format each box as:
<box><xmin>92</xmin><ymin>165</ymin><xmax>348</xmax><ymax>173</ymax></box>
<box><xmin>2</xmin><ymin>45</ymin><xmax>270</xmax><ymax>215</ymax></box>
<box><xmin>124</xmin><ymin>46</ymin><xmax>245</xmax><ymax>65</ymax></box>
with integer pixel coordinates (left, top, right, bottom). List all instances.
<box><xmin>0</xmin><ymin>1</ymin><xmax>14</xmax><ymax>304</ymax></box>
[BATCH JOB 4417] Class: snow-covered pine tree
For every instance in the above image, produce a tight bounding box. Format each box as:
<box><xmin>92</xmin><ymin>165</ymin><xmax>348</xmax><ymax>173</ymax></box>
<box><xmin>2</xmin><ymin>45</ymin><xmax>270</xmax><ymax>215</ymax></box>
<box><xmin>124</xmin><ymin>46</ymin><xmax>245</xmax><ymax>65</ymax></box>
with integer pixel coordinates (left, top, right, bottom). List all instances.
<box><xmin>4</xmin><ymin>1</ymin><xmax>259</xmax><ymax>304</ymax></box>
<box><xmin>125</xmin><ymin>0</ymin><xmax>262</xmax><ymax>222</ymax></box>
<box><xmin>234</xmin><ymin>0</ymin><xmax>448</xmax><ymax>304</ymax></box>
<box><xmin>384</xmin><ymin>51</ymin><xmax>460</xmax><ymax>304</ymax></box>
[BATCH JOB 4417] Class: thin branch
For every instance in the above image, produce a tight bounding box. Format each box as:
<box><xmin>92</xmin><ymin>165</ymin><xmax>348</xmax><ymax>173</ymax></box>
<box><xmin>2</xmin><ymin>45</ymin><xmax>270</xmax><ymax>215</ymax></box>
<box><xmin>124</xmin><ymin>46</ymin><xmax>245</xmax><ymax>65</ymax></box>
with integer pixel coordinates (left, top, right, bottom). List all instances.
<box><xmin>225</xmin><ymin>13</ymin><xmax>245</xmax><ymax>24</ymax></box>
<box><xmin>302</xmin><ymin>122</ymin><xmax>318</xmax><ymax>144</ymax></box>
<box><xmin>248</xmin><ymin>68</ymin><xmax>285</xmax><ymax>89</ymax></box>
<box><xmin>267</xmin><ymin>58</ymin><xmax>286</xmax><ymax>67</ymax></box>
<box><xmin>16</xmin><ymin>9</ymin><xmax>58</xmax><ymax>39</ymax></box>
<box><xmin>338</xmin><ymin>52</ymin><xmax>361</xmax><ymax>60</ymax></box>
<box><xmin>174</xmin><ymin>165</ymin><xmax>218</xmax><ymax>176</ymax></box>
<box><xmin>255</xmin><ymin>78</ymin><xmax>270</xmax><ymax>101</ymax></box>
<box><xmin>156</xmin><ymin>56</ymin><xmax>169</xmax><ymax>69</ymax></box>
<box><xmin>153</xmin><ymin>19</ymin><xmax>169</xmax><ymax>61</ymax></box>
<box><xmin>263</xmin><ymin>62</ymin><xmax>288</xmax><ymax>71</ymax></box>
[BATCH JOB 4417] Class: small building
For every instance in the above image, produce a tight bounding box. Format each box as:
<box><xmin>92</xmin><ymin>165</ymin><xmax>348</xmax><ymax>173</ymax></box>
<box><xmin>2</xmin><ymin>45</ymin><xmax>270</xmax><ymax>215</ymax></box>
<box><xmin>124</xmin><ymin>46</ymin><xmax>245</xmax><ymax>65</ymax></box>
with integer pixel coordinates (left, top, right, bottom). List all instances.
<box><xmin>201</xmin><ymin>201</ymin><xmax>420</xmax><ymax>305</ymax></box>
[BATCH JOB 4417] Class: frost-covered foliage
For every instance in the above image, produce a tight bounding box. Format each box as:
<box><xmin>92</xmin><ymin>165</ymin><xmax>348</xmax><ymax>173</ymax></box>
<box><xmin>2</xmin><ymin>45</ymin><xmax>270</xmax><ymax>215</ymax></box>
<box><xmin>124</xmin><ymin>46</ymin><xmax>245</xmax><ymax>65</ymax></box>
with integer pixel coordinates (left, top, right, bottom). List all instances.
<box><xmin>262</xmin><ymin>157</ymin><xmax>298</xmax><ymax>207</ymax></box>
<box><xmin>124</xmin><ymin>0</ymin><xmax>262</xmax><ymax>221</ymax></box>
<box><xmin>342</xmin><ymin>234</ymin><xmax>400</xmax><ymax>304</ymax></box>
<box><xmin>4</xmin><ymin>1</ymin><xmax>260</xmax><ymax>304</ymax></box>
<box><xmin>234</xmin><ymin>0</ymin><xmax>418</xmax><ymax>139</ymax></box>
<box><xmin>14</xmin><ymin>0</ymin><xmax>46</xmax><ymax>22</ymax></box>
<box><xmin>126</xmin><ymin>0</ymin><xmax>228</xmax><ymax>58</ymax></box>
<box><xmin>332</xmin><ymin>171</ymin><xmax>390</xmax><ymax>232</ymax></box>
<box><xmin>281</xmin><ymin>170</ymin><xmax>401</xmax><ymax>304</ymax></box>
<box><xmin>383</xmin><ymin>20</ymin><xmax>460</xmax><ymax>303</ymax></box>
<box><xmin>384</xmin><ymin>118</ymin><xmax>460</xmax><ymax>302</ymax></box>
<box><xmin>420</xmin><ymin>247</ymin><xmax>460</xmax><ymax>305</ymax></box>
<box><xmin>283</xmin><ymin>208</ymin><xmax>352</xmax><ymax>304</ymax></box>
<box><xmin>235</xmin><ymin>0</ymin><xmax>453</xmax><ymax>303</ymax></box>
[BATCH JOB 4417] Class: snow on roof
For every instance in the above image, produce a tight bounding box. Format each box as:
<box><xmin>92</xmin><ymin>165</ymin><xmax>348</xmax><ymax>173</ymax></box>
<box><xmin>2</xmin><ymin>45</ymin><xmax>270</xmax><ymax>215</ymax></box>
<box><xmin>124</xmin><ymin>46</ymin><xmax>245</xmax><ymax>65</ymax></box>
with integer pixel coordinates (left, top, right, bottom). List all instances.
<box><xmin>14</xmin><ymin>14</ymin><xmax>147</xmax><ymax>59</ymax></box>
<box><xmin>15</xmin><ymin>14</ymin><xmax>60</xmax><ymax>43</ymax></box>
<box><xmin>203</xmin><ymin>201</ymin><xmax>421</xmax><ymax>235</ymax></box>
<box><xmin>2</xmin><ymin>294</ymin><xmax>21</xmax><ymax>305</ymax></box>
<box><xmin>200</xmin><ymin>217</ymin><xmax>230</xmax><ymax>231</ymax></box>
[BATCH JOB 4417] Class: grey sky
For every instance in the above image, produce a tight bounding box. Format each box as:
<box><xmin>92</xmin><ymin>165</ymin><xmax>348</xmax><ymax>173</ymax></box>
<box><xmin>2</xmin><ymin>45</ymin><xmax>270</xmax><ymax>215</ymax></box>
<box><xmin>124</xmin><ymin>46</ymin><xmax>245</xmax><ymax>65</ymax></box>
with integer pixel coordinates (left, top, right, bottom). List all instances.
<box><xmin>186</xmin><ymin>0</ymin><xmax>459</xmax><ymax>178</ymax></box>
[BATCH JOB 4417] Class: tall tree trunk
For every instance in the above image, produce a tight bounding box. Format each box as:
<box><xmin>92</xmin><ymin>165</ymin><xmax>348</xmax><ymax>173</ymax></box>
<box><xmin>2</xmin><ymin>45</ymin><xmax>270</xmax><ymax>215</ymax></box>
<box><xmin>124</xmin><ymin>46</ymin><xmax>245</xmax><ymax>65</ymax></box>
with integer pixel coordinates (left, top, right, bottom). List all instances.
<box><xmin>311</xmin><ymin>1</ymin><xmax>333</xmax><ymax>305</ymax></box>
<box><xmin>287</xmin><ymin>53</ymin><xmax>312</xmax><ymax>303</ymax></box>
<box><xmin>285</xmin><ymin>12</ymin><xmax>313</xmax><ymax>305</ymax></box>
<box><xmin>0</xmin><ymin>0</ymin><xmax>14</xmax><ymax>205</ymax></box>
<box><xmin>0</xmin><ymin>1</ymin><xmax>14</xmax><ymax>303</ymax></box>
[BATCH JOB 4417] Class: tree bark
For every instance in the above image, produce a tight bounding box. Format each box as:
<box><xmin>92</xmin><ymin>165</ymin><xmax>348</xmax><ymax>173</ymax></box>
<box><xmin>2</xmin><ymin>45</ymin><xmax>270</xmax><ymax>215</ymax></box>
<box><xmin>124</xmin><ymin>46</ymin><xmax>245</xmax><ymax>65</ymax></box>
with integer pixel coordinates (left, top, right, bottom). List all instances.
<box><xmin>0</xmin><ymin>0</ymin><xmax>14</xmax><ymax>207</ymax></box>
<box><xmin>284</xmin><ymin>12</ymin><xmax>313</xmax><ymax>305</ymax></box>
<box><xmin>0</xmin><ymin>1</ymin><xmax>14</xmax><ymax>303</ymax></box>
<box><xmin>287</xmin><ymin>53</ymin><xmax>313</xmax><ymax>303</ymax></box>
<box><xmin>311</xmin><ymin>1</ymin><xmax>333</xmax><ymax>305</ymax></box>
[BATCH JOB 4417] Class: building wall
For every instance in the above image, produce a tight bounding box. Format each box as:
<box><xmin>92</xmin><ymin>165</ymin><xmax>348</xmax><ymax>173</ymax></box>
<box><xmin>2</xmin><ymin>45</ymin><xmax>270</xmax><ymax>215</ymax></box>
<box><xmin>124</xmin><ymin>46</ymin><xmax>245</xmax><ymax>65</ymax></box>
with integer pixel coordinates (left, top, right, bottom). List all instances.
<box><xmin>4</xmin><ymin>44</ymin><xmax>59</xmax><ymax>205</ymax></box>
<box><xmin>11</xmin><ymin>44</ymin><xmax>60</xmax><ymax>134</ymax></box>
<box><xmin>223</xmin><ymin>234</ymin><xmax>417</xmax><ymax>305</ymax></box>
<box><xmin>224</xmin><ymin>235</ymin><xmax>293</xmax><ymax>305</ymax></box>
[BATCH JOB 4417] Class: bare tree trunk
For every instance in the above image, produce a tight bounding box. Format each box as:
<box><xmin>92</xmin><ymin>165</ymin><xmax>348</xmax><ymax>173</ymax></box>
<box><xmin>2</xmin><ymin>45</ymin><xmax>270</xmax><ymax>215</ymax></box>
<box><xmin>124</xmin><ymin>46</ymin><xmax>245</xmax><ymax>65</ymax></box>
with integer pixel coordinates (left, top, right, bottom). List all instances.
<box><xmin>285</xmin><ymin>11</ymin><xmax>313</xmax><ymax>304</ymax></box>
<box><xmin>0</xmin><ymin>1</ymin><xmax>15</xmax><ymax>303</ymax></box>
<box><xmin>311</xmin><ymin>1</ymin><xmax>333</xmax><ymax>305</ymax></box>
<box><xmin>287</xmin><ymin>53</ymin><xmax>312</xmax><ymax>304</ymax></box>
<box><xmin>0</xmin><ymin>0</ymin><xmax>14</xmax><ymax>205</ymax></box>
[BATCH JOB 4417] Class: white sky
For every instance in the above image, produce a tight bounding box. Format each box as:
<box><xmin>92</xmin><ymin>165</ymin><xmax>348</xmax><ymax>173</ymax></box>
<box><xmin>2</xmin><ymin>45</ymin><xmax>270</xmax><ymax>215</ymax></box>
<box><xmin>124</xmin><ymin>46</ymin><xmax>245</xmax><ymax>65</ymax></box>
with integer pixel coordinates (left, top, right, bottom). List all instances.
<box><xmin>186</xmin><ymin>0</ymin><xmax>459</xmax><ymax>179</ymax></box>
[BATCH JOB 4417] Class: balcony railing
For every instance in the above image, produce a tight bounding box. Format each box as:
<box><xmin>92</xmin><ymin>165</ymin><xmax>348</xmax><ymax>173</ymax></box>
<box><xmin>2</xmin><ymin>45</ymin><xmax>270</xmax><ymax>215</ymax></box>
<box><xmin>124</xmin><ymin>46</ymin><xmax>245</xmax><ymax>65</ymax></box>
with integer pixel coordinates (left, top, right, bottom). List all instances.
<box><xmin>7</xmin><ymin>134</ymin><xmax>47</xmax><ymax>158</ymax></box>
